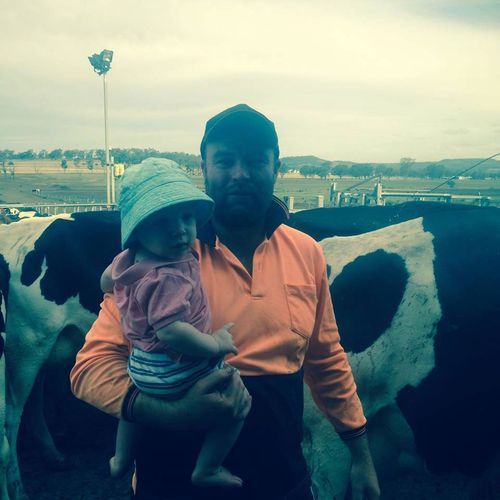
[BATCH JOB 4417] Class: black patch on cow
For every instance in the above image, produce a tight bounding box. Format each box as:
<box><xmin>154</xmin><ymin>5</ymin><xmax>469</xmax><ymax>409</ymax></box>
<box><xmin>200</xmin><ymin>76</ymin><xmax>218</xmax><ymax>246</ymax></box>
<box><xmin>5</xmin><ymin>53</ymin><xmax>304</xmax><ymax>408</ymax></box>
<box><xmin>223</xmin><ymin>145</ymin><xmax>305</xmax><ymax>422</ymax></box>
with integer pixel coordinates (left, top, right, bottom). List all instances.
<box><xmin>0</xmin><ymin>253</ymin><xmax>10</xmax><ymax>333</ymax></box>
<box><xmin>330</xmin><ymin>250</ymin><xmax>408</xmax><ymax>353</ymax></box>
<box><xmin>21</xmin><ymin>211</ymin><xmax>121</xmax><ymax>315</ymax></box>
<box><xmin>288</xmin><ymin>201</ymin><xmax>484</xmax><ymax>240</ymax></box>
<box><xmin>397</xmin><ymin>207</ymin><xmax>500</xmax><ymax>476</ymax></box>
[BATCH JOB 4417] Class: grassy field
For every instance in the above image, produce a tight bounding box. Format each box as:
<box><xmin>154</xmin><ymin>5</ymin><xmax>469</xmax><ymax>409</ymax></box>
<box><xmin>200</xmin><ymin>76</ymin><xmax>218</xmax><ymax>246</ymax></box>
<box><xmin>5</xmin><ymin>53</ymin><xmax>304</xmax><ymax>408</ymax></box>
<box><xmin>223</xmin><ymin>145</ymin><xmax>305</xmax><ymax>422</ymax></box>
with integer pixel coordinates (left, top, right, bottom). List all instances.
<box><xmin>1</xmin><ymin>172</ymin><xmax>499</xmax><ymax>210</ymax></box>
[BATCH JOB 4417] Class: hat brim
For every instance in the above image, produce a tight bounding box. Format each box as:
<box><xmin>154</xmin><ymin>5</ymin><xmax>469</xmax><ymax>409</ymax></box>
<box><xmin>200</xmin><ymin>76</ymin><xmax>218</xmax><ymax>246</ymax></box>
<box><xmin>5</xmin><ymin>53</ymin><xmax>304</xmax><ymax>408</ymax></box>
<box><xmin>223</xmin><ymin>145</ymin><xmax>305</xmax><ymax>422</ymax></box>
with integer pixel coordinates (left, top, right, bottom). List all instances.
<box><xmin>121</xmin><ymin>182</ymin><xmax>213</xmax><ymax>248</ymax></box>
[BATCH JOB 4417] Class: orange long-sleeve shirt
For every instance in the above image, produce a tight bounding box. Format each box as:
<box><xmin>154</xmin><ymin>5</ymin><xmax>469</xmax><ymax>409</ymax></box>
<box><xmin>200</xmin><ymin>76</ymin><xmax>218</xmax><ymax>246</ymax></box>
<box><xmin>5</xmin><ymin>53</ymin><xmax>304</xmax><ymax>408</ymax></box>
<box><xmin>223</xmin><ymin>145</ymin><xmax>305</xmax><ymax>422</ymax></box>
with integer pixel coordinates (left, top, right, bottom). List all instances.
<box><xmin>70</xmin><ymin>207</ymin><xmax>366</xmax><ymax>434</ymax></box>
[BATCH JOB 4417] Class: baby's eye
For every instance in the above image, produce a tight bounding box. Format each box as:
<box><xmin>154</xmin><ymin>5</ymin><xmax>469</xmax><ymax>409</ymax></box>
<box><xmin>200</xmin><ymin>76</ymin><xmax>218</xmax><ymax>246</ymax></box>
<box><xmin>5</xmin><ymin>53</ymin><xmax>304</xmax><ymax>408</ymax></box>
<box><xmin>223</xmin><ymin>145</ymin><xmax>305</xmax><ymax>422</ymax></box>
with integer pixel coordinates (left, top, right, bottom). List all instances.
<box><xmin>152</xmin><ymin>218</ymin><xmax>167</xmax><ymax>227</ymax></box>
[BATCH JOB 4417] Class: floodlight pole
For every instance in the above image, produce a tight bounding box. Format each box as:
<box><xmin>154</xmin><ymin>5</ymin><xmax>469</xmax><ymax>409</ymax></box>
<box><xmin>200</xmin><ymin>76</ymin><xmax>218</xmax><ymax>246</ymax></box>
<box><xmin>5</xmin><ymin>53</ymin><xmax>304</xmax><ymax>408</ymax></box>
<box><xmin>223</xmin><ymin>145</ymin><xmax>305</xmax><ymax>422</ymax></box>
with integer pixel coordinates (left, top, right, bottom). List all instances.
<box><xmin>103</xmin><ymin>73</ymin><xmax>112</xmax><ymax>207</ymax></box>
<box><xmin>89</xmin><ymin>49</ymin><xmax>114</xmax><ymax>208</ymax></box>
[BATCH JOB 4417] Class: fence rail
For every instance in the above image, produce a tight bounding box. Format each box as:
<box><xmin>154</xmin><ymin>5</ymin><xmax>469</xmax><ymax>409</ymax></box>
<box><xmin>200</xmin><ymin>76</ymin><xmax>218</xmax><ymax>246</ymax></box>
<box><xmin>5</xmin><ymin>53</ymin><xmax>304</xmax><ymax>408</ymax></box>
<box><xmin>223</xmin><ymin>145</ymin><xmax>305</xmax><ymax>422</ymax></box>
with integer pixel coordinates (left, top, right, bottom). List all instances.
<box><xmin>328</xmin><ymin>181</ymin><xmax>492</xmax><ymax>207</ymax></box>
<box><xmin>2</xmin><ymin>203</ymin><xmax>118</xmax><ymax>217</ymax></box>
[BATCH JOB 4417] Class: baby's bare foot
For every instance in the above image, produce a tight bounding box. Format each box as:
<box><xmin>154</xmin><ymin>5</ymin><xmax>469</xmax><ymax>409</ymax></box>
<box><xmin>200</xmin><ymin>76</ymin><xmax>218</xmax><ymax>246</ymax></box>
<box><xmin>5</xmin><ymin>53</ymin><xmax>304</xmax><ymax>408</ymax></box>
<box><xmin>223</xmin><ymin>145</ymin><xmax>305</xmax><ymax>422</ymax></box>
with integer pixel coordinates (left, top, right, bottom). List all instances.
<box><xmin>191</xmin><ymin>466</ymin><xmax>243</xmax><ymax>489</ymax></box>
<box><xmin>109</xmin><ymin>456</ymin><xmax>130</xmax><ymax>478</ymax></box>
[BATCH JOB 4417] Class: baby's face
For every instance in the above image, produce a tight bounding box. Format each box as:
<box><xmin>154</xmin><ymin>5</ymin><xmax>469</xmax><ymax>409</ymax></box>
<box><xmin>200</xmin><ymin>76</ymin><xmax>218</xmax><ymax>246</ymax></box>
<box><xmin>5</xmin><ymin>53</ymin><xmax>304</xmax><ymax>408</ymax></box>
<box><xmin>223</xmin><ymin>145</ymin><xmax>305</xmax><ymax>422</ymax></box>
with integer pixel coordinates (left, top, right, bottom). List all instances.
<box><xmin>136</xmin><ymin>205</ymin><xmax>197</xmax><ymax>260</ymax></box>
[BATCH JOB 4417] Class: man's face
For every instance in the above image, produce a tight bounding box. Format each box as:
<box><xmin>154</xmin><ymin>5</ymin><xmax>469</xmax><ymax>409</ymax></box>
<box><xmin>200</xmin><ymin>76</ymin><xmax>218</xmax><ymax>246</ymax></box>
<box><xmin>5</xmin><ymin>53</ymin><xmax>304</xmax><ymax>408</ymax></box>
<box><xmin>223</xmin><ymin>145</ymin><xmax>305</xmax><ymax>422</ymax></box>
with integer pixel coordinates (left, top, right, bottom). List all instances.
<box><xmin>202</xmin><ymin>141</ymin><xmax>279</xmax><ymax>228</ymax></box>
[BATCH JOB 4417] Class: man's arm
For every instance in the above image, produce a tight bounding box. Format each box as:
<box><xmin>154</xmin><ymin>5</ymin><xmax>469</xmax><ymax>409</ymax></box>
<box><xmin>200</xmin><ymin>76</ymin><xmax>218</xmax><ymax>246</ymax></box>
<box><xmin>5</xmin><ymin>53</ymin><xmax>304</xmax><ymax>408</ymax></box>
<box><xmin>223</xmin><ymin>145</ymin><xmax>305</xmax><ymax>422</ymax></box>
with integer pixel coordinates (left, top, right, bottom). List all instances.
<box><xmin>131</xmin><ymin>367</ymin><xmax>250</xmax><ymax>430</ymax></box>
<box><xmin>70</xmin><ymin>294</ymin><xmax>131</xmax><ymax>418</ymax></box>
<box><xmin>304</xmin><ymin>259</ymin><xmax>366</xmax><ymax>433</ymax></box>
<box><xmin>70</xmin><ymin>294</ymin><xmax>250</xmax><ymax>427</ymax></box>
<box><xmin>304</xmin><ymin>247</ymin><xmax>379</xmax><ymax>499</ymax></box>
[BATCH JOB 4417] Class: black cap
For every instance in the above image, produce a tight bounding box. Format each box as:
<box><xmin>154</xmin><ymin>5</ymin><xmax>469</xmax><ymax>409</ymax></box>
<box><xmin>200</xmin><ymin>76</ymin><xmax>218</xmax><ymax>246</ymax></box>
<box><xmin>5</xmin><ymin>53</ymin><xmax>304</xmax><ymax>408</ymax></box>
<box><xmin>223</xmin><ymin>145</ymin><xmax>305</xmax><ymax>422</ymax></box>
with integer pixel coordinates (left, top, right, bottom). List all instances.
<box><xmin>200</xmin><ymin>104</ymin><xmax>279</xmax><ymax>159</ymax></box>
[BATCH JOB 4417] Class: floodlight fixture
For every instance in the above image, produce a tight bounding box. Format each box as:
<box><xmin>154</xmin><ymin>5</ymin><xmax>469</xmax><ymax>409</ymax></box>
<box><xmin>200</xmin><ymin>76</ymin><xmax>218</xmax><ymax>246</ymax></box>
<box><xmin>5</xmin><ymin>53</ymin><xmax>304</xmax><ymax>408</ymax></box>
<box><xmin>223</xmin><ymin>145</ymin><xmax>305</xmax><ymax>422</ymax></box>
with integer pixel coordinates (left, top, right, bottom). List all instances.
<box><xmin>88</xmin><ymin>49</ymin><xmax>114</xmax><ymax>76</ymax></box>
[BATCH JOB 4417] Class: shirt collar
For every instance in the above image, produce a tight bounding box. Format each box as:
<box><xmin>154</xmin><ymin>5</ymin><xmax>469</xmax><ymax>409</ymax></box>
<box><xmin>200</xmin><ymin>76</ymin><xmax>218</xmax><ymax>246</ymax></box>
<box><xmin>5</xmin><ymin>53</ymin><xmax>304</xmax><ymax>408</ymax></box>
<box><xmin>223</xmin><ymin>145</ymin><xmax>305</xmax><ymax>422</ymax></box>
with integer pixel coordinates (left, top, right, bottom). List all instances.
<box><xmin>197</xmin><ymin>195</ymin><xmax>289</xmax><ymax>247</ymax></box>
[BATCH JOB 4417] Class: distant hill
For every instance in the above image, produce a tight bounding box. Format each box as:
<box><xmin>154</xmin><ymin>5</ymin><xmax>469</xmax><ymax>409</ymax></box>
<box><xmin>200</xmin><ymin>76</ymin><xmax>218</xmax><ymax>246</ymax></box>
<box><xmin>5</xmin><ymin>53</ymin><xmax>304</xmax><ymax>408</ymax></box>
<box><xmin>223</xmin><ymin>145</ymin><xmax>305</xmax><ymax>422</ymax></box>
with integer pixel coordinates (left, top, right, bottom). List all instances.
<box><xmin>280</xmin><ymin>156</ymin><xmax>500</xmax><ymax>175</ymax></box>
<box><xmin>281</xmin><ymin>156</ymin><xmax>356</xmax><ymax>169</ymax></box>
<box><xmin>433</xmin><ymin>158</ymin><xmax>500</xmax><ymax>173</ymax></box>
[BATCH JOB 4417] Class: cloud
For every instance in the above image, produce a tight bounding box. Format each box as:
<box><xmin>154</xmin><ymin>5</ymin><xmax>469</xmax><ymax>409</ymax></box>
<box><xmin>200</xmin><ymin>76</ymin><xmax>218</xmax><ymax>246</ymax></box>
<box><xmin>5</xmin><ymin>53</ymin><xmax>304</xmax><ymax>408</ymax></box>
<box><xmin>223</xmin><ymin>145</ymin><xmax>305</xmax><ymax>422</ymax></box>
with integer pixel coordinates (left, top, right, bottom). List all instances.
<box><xmin>400</xmin><ymin>0</ymin><xmax>500</xmax><ymax>27</ymax></box>
<box><xmin>444</xmin><ymin>128</ymin><xmax>470</xmax><ymax>135</ymax></box>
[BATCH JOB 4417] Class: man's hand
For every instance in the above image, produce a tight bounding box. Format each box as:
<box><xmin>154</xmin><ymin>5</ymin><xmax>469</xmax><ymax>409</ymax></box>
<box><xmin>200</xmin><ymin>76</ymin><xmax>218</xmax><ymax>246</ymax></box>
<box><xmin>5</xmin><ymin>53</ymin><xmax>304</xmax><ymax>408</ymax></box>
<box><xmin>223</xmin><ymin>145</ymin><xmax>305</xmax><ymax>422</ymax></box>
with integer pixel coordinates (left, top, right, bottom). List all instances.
<box><xmin>181</xmin><ymin>364</ymin><xmax>249</xmax><ymax>424</ymax></box>
<box><xmin>132</xmin><ymin>365</ymin><xmax>250</xmax><ymax>430</ymax></box>
<box><xmin>345</xmin><ymin>434</ymin><xmax>380</xmax><ymax>500</ymax></box>
<box><xmin>212</xmin><ymin>322</ymin><xmax>238</xmax><ymax>356</ymax></box>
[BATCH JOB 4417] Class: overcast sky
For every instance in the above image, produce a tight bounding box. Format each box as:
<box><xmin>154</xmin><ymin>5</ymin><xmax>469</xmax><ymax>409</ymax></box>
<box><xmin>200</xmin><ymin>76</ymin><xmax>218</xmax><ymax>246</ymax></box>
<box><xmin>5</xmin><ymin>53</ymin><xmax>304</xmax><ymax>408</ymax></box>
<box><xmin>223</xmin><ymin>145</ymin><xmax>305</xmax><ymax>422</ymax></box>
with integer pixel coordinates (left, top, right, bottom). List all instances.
<box><xmin>2</xmin><ymin>0</ymin><xmax>499</xmax><ymax>162</ymax></box>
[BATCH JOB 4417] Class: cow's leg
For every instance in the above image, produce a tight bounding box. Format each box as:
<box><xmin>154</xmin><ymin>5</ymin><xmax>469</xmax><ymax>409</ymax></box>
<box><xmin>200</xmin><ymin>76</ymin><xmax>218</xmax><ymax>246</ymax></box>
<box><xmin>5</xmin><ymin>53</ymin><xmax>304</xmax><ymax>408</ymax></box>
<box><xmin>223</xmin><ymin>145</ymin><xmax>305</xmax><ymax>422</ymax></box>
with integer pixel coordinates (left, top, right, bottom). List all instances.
<box><xmin>368</xmin><ymin>404</ymin><xmax>424</xmax><ymax>480</ymax></box>
<box><xmin>22</xmin><ymin>372</ymin><xmax>67</xmax><ymax>469</ymax></box>
<box><xmin>5</xmin><ymin>333</ymin><xmax>57</xmax><ymax>500</ymax></box>
<box><xmin>303</xmin><ymin>388</ymin><xmax>351</xmax><ymax>500</ymax></box>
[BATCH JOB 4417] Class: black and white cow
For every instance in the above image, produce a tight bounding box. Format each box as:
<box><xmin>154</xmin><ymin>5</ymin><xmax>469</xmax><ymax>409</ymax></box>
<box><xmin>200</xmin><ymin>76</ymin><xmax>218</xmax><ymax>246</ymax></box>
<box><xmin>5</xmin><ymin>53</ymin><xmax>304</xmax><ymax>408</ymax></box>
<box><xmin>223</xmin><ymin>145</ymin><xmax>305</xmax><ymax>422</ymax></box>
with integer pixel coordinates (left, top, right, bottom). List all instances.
<box><xmin>0</xmin><ymin>212</ymin><xmax>121</xmax><ymax>499</ymax></box>
<box><xmin>0</xmin><ymin>203</ymin><xmax>499</xmax><ymax>499</ymax></box>
<box><xmin>291</xmin><ymin>203</ymin><xmax>500</xmax><ymax>499</ymax></box>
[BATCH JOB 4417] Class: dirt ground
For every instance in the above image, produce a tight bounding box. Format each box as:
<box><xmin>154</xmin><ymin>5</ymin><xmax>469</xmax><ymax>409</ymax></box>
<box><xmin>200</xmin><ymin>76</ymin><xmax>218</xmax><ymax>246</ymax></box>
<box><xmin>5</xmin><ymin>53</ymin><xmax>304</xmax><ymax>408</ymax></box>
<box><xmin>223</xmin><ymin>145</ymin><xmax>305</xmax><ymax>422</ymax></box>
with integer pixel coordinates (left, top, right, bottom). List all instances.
<box><xmin>0</xmin><ymin>173</ymin><xmax>109</xmax><ymax>206</ymax></box>
<box><xmin>20</xmin><ymin>388</ymin><xmax>132</xmax><ymax>500</ymax></box>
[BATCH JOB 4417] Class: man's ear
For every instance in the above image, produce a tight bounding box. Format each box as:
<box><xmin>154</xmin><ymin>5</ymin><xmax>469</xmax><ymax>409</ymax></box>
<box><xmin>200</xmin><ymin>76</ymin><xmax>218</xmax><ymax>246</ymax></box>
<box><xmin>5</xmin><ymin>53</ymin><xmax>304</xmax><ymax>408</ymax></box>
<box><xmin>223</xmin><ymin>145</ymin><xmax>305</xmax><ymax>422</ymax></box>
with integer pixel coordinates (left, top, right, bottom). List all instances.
<box><xmin>274</xmin><ymin>159</ymin><xmax>281</xmax><ymax>177</ymax></box>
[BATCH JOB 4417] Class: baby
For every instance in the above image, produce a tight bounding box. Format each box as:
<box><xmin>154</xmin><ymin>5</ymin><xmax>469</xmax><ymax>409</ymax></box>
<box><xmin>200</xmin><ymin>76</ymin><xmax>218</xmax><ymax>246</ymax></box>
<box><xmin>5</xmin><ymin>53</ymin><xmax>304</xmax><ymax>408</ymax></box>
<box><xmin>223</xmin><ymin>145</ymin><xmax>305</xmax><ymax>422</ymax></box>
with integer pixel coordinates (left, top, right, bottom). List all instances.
<box><xmin>102</xmin><ymin>158</ymin><xmax>244</xmax><ymax>489</ymax></box>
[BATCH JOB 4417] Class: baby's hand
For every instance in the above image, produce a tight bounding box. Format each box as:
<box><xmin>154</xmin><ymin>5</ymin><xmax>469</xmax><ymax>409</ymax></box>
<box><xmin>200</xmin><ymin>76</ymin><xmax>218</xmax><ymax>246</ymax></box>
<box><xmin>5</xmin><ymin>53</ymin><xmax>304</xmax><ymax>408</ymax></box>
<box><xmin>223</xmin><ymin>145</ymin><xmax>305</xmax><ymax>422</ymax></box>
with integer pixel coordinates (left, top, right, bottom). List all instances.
<box><xmin>212</xmin><ymin>323</ymin><xmax>238</xmax><ymax>356</ymax></box>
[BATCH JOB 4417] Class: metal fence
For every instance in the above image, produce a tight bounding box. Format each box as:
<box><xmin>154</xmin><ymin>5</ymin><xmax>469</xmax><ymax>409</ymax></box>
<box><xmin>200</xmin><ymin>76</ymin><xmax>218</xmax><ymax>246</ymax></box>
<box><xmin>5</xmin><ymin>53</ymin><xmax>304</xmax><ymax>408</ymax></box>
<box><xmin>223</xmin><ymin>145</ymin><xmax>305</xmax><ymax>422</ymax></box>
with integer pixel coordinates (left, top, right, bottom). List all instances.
<box><xmin>2</xmin><ymin>203</ymin><xmax>118</xmax><ymax>217</ymax></box>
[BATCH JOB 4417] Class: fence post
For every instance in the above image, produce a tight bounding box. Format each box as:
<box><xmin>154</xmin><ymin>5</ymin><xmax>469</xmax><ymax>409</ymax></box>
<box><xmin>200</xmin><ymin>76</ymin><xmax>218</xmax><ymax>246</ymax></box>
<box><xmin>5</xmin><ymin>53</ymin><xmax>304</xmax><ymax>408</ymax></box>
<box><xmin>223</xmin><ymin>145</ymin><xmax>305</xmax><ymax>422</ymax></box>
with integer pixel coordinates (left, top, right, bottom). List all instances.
<box><xmin>317</xmin><ymin>195</ymin><xmax>324</xmax><ymax>208</ymax></box>
<box><xmin>288</xmin><ymin>196</ymin><xmax>295</xmax><ymax>211</ymax></box>
<box><xmin>329</xmin><ymin>182</ymin><xmax>337</xmax><ymax>205</ymax></box>
<box><xmin>375</xmin><ymin>181</ymin><xmax>383</xmax><ymax>206</ymax></box>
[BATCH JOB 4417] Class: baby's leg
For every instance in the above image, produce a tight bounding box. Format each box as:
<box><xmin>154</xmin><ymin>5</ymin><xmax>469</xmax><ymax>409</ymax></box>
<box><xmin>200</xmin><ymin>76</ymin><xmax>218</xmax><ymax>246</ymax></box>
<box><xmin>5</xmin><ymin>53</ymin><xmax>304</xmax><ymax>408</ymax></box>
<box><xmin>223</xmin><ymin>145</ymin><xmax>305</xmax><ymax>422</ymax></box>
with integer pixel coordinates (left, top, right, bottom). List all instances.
<box><xmin>110</xmin><ymin>419</ymin><xmax>141</xmax><ymax>478</ymax></box>
<box><xmin>191</xmin><ymin>419</ymin><xmax>244</xmax><ymax>488</ymax></box>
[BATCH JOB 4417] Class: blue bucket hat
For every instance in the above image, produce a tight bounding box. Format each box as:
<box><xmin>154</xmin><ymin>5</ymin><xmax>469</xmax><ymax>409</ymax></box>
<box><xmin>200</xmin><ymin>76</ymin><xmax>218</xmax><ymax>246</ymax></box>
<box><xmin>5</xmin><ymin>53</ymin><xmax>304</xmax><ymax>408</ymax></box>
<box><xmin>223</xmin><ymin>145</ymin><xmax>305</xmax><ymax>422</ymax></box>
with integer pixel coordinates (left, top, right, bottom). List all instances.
<box><xmin>118</xmin><ymin>158</ymin><xmax>214</xmax><ymax>248</ymax></box>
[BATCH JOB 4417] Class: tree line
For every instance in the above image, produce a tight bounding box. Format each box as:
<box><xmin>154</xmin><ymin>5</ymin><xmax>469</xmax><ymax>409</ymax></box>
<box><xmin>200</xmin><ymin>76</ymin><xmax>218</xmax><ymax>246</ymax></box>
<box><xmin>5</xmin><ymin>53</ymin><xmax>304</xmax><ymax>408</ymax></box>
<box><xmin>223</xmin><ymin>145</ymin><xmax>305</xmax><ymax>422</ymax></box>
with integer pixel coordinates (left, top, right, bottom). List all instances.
<box><xmin>281</xmin><ymin>157</ymin><xmax>499</xmax><ymax>180</ymax></box>
<box><xmin>0</xmin><ymin>149</ymin><xmax>201</xmax><ymax>173</ymax></box>
<box><xmin>1</xmin><ymin>150</ymin><xmax>499</xmax><ymax>180</ymax></box>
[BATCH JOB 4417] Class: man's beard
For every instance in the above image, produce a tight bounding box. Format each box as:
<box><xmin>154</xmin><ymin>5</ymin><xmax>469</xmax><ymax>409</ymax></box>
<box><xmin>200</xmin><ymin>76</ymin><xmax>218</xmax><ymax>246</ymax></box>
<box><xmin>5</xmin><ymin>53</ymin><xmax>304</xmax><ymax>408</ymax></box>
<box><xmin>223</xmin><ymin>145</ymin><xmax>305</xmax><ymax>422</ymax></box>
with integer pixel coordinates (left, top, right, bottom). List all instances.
<box><xmin>213</xmin><ymin>199</ymin><xmax>270</xmax><ymax>228</ymax></box>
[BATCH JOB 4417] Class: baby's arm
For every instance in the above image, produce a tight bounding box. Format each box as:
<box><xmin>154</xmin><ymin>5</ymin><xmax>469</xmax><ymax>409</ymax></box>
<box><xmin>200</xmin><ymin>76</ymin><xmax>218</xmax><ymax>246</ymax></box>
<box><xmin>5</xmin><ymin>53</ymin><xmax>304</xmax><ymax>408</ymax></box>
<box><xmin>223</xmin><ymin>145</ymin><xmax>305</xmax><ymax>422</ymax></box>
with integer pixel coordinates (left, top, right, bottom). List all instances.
<box><xmin>100</xmin><ymin>264</ymin><xmax>114</xmax><ymax>293</ymax></box>
<box><xmin>156</xmin><ymin>322</ymin><xmax>237</xmax><ymax>358</ymax></box>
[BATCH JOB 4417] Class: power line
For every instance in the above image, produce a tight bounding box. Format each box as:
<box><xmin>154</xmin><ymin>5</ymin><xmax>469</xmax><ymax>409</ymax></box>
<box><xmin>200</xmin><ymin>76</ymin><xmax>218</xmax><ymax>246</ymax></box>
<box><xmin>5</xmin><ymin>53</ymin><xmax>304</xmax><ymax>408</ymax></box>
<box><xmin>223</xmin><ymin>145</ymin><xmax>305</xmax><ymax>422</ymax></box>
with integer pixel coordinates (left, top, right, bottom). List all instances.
<box><xmin>429</xmin><ymin>153</ymin><xmax>500</xmax><ymax>192</ymax></box>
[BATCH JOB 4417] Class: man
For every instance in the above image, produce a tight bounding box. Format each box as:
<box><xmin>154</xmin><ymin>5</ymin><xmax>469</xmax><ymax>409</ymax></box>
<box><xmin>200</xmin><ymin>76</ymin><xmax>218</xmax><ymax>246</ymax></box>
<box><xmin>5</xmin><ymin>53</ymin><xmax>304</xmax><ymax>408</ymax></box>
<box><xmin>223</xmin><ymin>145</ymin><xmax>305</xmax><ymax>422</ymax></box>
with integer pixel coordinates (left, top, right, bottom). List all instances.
<box><xmin>70</xmin><ymin>104</ymin><xmax>380</xmax><ymax>500</ymax></box>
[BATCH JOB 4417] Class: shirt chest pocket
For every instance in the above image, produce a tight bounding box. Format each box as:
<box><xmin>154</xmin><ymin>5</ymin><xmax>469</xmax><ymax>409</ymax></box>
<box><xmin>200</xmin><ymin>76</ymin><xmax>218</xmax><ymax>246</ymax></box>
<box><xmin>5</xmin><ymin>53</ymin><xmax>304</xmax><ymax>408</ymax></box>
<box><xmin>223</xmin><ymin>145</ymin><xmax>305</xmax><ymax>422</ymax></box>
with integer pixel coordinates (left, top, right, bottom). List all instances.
<box><xmin>284</xmin><ymin>284</ymin><xmax>318</xmax><ymax>340</ymax></box>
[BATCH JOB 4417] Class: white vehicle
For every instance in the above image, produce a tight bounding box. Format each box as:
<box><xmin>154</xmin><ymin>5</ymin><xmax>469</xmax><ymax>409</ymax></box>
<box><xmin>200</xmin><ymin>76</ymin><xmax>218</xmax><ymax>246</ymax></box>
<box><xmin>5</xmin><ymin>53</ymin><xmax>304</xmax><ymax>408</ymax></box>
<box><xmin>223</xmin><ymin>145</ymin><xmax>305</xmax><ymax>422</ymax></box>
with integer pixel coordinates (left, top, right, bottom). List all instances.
<box><xmin>5</xmin><ymin>207</ymin><xmax>39</xmax><ymax>220</ymax></box>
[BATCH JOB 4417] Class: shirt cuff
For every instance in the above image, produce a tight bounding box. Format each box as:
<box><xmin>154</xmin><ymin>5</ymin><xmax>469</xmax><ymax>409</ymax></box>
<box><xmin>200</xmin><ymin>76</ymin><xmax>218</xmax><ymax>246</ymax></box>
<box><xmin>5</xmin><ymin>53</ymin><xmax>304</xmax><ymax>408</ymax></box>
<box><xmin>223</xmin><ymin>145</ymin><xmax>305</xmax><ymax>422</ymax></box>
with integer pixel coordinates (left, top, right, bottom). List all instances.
<box><xmin>338</xmin><ymin>425</ymin><xmax>367</xmax><ymax>441</ymax></box>
<box><xmin>121</xmin><ymin>384</ymin><xmax>140</xmax><ymax>422</ymax></box>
